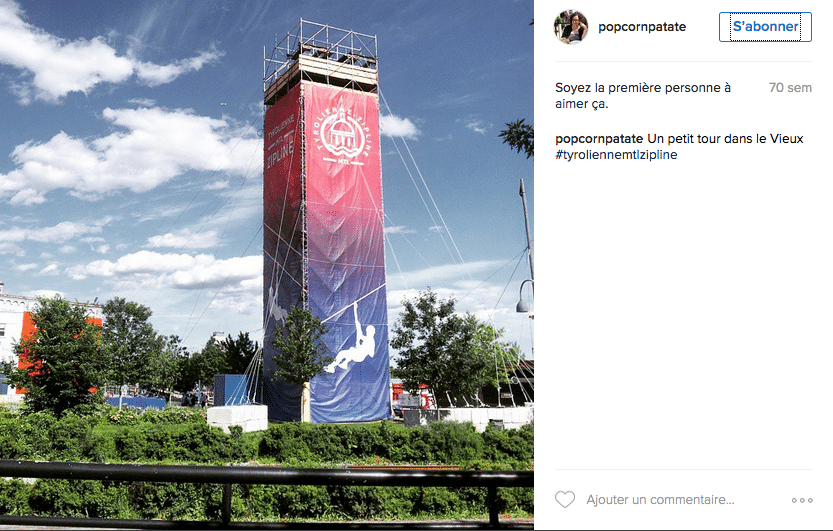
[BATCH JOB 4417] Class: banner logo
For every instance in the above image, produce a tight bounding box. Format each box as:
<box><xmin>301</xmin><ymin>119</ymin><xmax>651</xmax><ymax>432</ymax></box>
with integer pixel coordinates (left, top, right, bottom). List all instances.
<box><xmin>313</xmin><ymin>97</ymin><xmax>371</xmax><ymax>162</ymax></box>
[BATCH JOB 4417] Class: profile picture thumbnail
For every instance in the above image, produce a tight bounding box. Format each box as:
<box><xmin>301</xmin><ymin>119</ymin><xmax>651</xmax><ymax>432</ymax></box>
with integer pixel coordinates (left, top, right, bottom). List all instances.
<box><xmin>555</xmin><ymin>10</ymin><xmax>588</xmax><ymax>44</ymax></box>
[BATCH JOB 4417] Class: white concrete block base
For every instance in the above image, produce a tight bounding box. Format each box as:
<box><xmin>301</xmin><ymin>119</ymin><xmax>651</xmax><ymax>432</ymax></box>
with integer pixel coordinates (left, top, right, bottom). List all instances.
<box><xmin>443</xmin><ymin>406</ymin><xmax>534</xmax><ymax>432</ymax></box>
<box><xmin>207</xmin><ymin>404</ymin><xmax>269</xmax><ymax>433</ymax></box>
<box><xmin>405</xmin><ymin>407</ymin><xmax>534</xmax><ymax>432</ymax></box>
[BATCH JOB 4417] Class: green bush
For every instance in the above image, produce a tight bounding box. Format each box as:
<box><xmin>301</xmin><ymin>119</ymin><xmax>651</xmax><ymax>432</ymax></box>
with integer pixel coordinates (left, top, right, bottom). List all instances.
<box><xmin>0</xmin><ymin>407</ymin><xmax>532</xmax><ymax>521</ymax></box>
<box><xmin>50</xmin><ymin>414</ymin><xmax>95</xmax><ymax>461</ymax></box>
<box><xmin>416</xmin><ymin>421</ymin><xmax>484</xmax><ymax>463</ymax></box>
<box><xmin>0</xmin><ymin>479</ymin><xmax>29</xmax><ymax>515</ymax></box>
<box><xmin>28</xmin><ymin>479</ymin><xmax>135</xmax><ymax>519</ymax></box>
<box><xmin>327</xmin><ymin>485</ymin><xmax>417</xmax><ymax>520</ymax></box>
<box><xmin>112</xmin><ymin>422</ymin><xmax>255</xmax><ymax>464</ymax></box>
<box><xmin>411</xmin><ymin>486</ymin><xmax>462</xmax><ymax>516</ymax></box>
<box><xmin>481</xmin><ymin>423</ymin><xmax>534</xmax><ymax>464</ymax></box>
<box><xmin>242</xmin><ymin>484</ymin><xmax>331</xmax><ymax>519</ymax></box>
<box><xmin>128</xmin><ymin>481</ymin><xmax>221</xmax><ymax>520</ymax></box>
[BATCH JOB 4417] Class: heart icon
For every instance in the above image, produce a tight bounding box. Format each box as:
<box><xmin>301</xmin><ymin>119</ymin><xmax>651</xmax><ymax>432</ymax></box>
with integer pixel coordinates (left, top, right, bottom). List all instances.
<box><xmin>556</xmin><ymin>491</ymin><xmax>575</xmax><ymax>508</ymax></box>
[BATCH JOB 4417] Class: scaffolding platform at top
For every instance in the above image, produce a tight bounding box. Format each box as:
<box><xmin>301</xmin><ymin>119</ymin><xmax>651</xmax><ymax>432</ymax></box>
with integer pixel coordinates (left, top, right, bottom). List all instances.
<box><xmin>264</xmin><ymin>20</ymin><xmax>379</xmax><ymax>106</ymax></box>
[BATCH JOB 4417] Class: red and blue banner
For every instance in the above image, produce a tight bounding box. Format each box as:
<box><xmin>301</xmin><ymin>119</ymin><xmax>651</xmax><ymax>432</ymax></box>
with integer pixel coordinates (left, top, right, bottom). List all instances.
<box><xmin>263</xmin><ymin>82</ymin><xmax>390</xmax><ymax>422</ymax></box>
<box><xmin>263</xmin><ymin>83</ymin><xmax>305</xmax><ymax>421</ymax></box>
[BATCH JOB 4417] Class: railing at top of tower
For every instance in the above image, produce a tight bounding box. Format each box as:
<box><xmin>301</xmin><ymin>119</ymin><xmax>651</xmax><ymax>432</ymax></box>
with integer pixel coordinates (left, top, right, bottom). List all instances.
<box><xmin>264</xmin><ymin>20</ymin><xmax>378</xmax><ymax>93</ymax></box>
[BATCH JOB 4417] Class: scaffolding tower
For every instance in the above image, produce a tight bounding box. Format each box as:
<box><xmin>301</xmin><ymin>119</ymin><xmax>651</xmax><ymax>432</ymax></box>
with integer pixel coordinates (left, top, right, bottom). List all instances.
<box><xmin>264</xmin><ymin>20</ymin><xmax>378</xmax><ymax>106</ymax></box>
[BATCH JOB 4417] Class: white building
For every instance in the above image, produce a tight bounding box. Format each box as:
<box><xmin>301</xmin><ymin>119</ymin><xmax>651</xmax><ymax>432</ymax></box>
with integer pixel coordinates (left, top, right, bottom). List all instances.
<box><xmin>0</xmin><ymin>282</ymin><xmax>102</xmax><ymax>403</ymax></box>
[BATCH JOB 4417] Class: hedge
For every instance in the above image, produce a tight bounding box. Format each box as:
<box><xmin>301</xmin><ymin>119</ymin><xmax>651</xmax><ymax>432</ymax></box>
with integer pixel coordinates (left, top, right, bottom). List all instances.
<box><xmin>0</xmin><ymin>405</ymin><xmax>533</xmax><ymax>521</ymax></box>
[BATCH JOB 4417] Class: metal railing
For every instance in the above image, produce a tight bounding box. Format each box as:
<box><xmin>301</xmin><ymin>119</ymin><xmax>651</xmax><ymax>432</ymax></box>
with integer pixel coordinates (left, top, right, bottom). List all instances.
<box><xmin>0</xmin><ymin>460</ymin><xmax>533</xmax><ymax>529</ymax></box>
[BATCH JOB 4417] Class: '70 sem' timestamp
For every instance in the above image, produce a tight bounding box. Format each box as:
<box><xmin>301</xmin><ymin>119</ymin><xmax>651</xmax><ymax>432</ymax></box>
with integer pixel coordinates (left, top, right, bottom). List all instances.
<box><xmin>770</xmin><ymin>82</ymin><xmax>812</xmax><ymax>93</ymax></box>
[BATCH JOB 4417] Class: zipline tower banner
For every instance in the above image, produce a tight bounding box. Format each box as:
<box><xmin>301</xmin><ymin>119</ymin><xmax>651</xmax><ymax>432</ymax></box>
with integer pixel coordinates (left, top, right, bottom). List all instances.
<box><xmin>263</xmin><ymin>21</ymin><xmax>390</xmax><ymax>422</ymax></box>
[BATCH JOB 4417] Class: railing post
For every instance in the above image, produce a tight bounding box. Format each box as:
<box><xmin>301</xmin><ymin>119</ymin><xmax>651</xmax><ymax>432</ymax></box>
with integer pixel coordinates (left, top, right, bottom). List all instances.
<box><xmin>222</xmin><ymin>483</ymin><xmax>232</xmax><ymax>525</ymax></box>
<box><xmin>488</xmin><ymin>486</ymin><xmax>499</xmax><ymax>527</ymax></box>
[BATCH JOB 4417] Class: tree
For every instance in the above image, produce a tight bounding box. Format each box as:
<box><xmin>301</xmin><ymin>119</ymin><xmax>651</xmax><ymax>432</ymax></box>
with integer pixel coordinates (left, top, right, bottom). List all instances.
<box><xmin>139</xmin><ymin>334</ymin><xmax>184</xmax><ymax>398</ymax></box>
<box><xmin>271</xmin><ymin>307</ymin><xmax>333</xmax><ymax>386</ymax></box>
<box><xmin>163</xmin><ymin>335</ymin><xmax>196</xmax><ymax>395</ymax></box>
<box><xmin>219</xmin><ymin>332</ymin><xmax>260</xmax><ymax>375</ymax></box>
<box><xmin>499</xmin><ymin>118</ymin><xmax>534</xmax><ymax>158</ymax></box>
<box><xmin>470</xmin><ymin>320</ymin><xmax>522</xmax><ymax>391</ymax></box>
<box><xmin>171</xmin><ymin>336</ymin><xmax>201</xmax><ymax>395</ymax></box>
<box><xmin>390</xmin><ymin>290</ymin><xmax>518</xmax><ymax>407</ymax></box>
<box><xmin>172</xmin><ymin>332</ymin><xmax>259</xmax><ymax>395</ymax></box>
<box><xmin>271</xmin><ymin>307</ymin><xmax>333</xmax><ymax>422</ymax></box>
<box><xmin>189</xmin><ymin>337</ymin><xmax>227</xmax><ymax>388</ymax></box>
<box><xmin>0</xmin><ymin>296</ymin><xmax>105</xmax><ymax>416</ymax></box>
<box><xmin>101</xmin><ymin>298</ymin><xmax>165</xmax><ymax>389</ymax></box>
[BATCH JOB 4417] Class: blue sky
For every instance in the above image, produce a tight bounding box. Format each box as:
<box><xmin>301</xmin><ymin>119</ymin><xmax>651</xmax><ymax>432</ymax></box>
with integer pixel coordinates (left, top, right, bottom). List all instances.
<box><xmin>0</xmin><ymin>0</ymin><xmax>534</xmax><ymax>356</ymax></box>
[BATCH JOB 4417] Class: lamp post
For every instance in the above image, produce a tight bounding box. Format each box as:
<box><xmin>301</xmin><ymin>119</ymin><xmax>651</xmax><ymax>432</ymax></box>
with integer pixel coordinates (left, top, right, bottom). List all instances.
<box><xmin>516</xmin><ymin>279</ymin><xmax>534</xmax><ymax>314</ymax></box>
<box><xmin>519</xmin><ymin>179</ymin><xmax>534</xmax><ymax>283</ymax></box>
<box><xmin>516</xmin><ymin>178</ymin><xmax>534</xmax><ymax>315</ymax></box>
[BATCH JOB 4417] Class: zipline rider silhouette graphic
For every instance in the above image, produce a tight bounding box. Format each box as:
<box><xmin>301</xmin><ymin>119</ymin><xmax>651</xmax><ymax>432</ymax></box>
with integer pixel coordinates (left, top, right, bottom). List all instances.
<box><xmin>325</xmin><ymin>302</ymin><xmax>375</xmax><ymax>373</ymax></box>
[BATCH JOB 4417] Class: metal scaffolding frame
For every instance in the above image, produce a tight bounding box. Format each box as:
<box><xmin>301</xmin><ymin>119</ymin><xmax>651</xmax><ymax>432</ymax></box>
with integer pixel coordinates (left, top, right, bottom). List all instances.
<box><xmin>264</xmin><ymin>20</ymin><xmax>378</xmax><ymax>104</ymax></box>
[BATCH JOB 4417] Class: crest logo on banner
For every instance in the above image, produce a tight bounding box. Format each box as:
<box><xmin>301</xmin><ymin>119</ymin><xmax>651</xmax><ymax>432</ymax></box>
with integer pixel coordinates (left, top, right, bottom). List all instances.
<box><xmin>313</xmin><ymin>97</ymin><xmax>371</xmax><ymax>164</ymax></box>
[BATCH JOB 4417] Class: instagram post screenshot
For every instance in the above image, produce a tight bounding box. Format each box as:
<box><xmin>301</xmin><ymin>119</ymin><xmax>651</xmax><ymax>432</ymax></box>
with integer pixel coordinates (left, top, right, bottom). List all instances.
<box><xmin>535</xmin><ymin>1</ymin><xmax>831</xmax><ymax>529</ymax></box>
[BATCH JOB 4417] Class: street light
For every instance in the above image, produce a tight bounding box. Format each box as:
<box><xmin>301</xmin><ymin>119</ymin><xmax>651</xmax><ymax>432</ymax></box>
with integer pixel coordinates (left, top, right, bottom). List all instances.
<box><xmin>516</xmin><ymin>279</ymin><xmax>534</xmax><ymax>313</ymax></box>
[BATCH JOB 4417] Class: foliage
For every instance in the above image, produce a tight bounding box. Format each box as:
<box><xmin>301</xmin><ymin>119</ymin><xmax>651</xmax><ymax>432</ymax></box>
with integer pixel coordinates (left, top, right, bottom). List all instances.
<box><xmin>219</xmin><ymin>332</ymin><xmax>260</xmax><ymax>375</ymax></box>
<box><xmin>0</xmin><ymin>296</ymin><xmax>105</xmax><ymax>417</ymax></box>
<box><xmin>113</xmin><ymin>422</ymin><xmax>255</xmax><ymax>464</ymax></box>
<box><xmin>0</xmin><ymin>477</ymin><xmax>531</xmax><ymax>522</ymax></box>
<box><xmin>271</xmin><ymin>307</ymin><xmax>333</xmax><ymax>385</ymax></box>
<box><xmin>104</xmin><ymin>404</ymin><xmax>206</xmax><ymax>426</ymax></box>
<box><xmin>176</xmin><ymin>332</ymin><xmax>258</xmax><ymax>393</ymax></box>
<box><xmin>172</xmin><ymin>339</ymin><xmax>201</xmax><ymax>394</ymax></box>
<box><xmin>390</xmin><ymin>290</ymin><xmax>517</xmax><ymax>407</ymax></box>
<box><xmin>481</xmin><ymin>423</ymin><xmax>535</xmax><ymax>466</ymax></box>
<box><xmin>162</xmin><ymin>335</ymin><xmax>194</xmax><ymax>394</ymax></box>
<box><xmin>28</xmin><ymin>479</ymin><xmax>135</xmax><ymax>518</ymax></box>
<box><xmin>141</xmin><ymin>334</ymin><xmax>182</xmax><ymax>397</ymax></box>
<box><xmin>257</xmin><ymin>420</ymin><xmax>531</xmax><ymax>466</ymax></box>
<box><xmin>0</xmin><ymin>408</ymin><xmax>533</xmax><ymax>521</ymax></box>
<box><xmin>101</xmin><ymin>298</ymin><xmax>167</xmax><ymax>391</ymax></box>
<box><xmin>499</xmin><ymin>118</ymin><xmax>534</xmax><ymax>158</ymax></box>
<box><xmin>192</xmin><ymin>337</ymin><xmax>226</xmax><ymax>387</ymax></box>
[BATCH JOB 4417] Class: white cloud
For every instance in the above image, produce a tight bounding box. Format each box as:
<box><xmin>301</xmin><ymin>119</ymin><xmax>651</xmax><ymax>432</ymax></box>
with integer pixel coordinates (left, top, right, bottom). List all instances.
<box><xmin>39</xmin><ymin>263</ymin><xmax>59</xmax><ymax>276</ymax></box>
<box><xmin>30</xmin><ymin>289</ymin><xmax>65</xmax><ymax>299</ymax></box>
<box><xmin>205</xmin><ymin>180</ymin><xmax>230</xmax><ymax>191</ymax></box>
<box><xmin>13</xmin><ymin>262</ymin><xmax>37</xmax><ymax>272</ymax></box>
<box><xmin>59</xmin><ymin>245</ymin><xmax>76</xmax><ymax>254</ymax></box>
<box><xmin>78</xmin><ymin>237</ymin><xmax>110</xmax><ymax>254</ymax></box>
<box><xmin>0</xmin><ymin>2</ymin><xmax>222</xmax><ymax>103</ymax></box>
<box><xmin>66</xmin><ymin>250</ymin><xmax>261</xmax><ymax>293</ymax></box>
<box><xmin>128</xmin><ymin>98</ymin><xmax>156</xmax><ymax>107</ymax></box>
<box><xmin>388</xmin><ymin>260</ymin><xmax>506</xmax><ymax>290</ymax></box>
<box><xmin>146</xmin><ymin>229</ymin><xmax>221</xmax><ymax>250</ymax></box>
<box><xmin>207</xmin><ymin>274</ymin><xmax>262</xmax><ymax>315</ymax></box>
<box><xmin>0</xmin><ymin>220</ymin><xmax>105</xmax><ymax>243</ymax></box>
<box><xmin>379</xmin><ymin>114</ymin><xmax>420</xmax><ymax>139</ymax></box>
<box><xmin>0</xmin><ymin>242</ymin><xmax>24</xmax><ymax>256</ymax></box>
<box><xmin>133</xmin><ymin>44</ymin><xmax>221</xmax><ymax>86</ymax></box>
<box><xmin>0</xmin><ymin>106</ymin><xmax>261</xmax><ymax>204</ymax></box>
<box><xmin>384</xmin><ymin>225</ymin><xmax>415</xmax><ymax>235</ymax></box>
<box><xmin>463</xmin><ymin>117</ymin><xmax>491</xmax><ymax>135</ymax></box>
